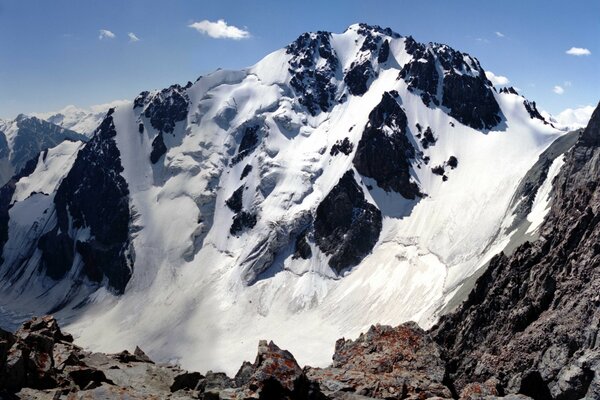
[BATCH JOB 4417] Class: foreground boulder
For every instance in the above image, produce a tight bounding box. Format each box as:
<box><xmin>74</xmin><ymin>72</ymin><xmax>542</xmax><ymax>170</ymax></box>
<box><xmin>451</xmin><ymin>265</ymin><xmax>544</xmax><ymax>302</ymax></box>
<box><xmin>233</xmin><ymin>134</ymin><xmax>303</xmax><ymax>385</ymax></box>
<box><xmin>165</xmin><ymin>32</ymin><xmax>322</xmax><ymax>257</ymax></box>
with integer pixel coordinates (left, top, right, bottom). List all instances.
<box><xmin>307</xmin><ymin>323</ymin><xmax>452</xmax><ymax>399</ymax></box>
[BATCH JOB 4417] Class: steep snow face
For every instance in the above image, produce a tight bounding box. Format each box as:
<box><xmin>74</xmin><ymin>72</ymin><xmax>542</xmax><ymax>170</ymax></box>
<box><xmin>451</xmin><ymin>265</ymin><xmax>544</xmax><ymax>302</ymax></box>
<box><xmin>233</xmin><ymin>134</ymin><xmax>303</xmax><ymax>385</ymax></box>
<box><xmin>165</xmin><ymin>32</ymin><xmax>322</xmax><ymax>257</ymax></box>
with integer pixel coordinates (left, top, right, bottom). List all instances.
<box><xmin>0</xmin><ymin>24</ymin><xmax>564</xmax><ymax>374</ymax></box>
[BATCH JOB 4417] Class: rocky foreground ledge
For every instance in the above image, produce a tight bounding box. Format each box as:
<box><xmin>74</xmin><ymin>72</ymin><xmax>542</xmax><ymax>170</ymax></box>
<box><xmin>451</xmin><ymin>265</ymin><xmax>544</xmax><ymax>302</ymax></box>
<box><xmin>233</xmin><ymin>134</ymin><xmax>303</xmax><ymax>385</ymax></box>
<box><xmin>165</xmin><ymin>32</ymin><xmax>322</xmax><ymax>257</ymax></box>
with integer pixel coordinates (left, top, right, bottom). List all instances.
<box><xmin>0</xmin><ymin>316</ymin><xmax>532</xmax><ymax>400</ymax></box>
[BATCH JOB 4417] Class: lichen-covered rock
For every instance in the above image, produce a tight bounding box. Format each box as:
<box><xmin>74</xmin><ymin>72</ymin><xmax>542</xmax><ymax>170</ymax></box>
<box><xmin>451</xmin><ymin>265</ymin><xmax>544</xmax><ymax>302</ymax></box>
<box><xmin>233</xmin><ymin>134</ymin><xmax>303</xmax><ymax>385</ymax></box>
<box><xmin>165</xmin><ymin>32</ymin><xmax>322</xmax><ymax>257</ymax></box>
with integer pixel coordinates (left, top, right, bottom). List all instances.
<box><xmin>235</xmin><ymin>340</ymin><xmax>310</xmax><ymax>399</ymax></box>
<box><xmin>307</xmin><ymin>323</ymin><xmax>452</xmax><ymax>399</ymax></box>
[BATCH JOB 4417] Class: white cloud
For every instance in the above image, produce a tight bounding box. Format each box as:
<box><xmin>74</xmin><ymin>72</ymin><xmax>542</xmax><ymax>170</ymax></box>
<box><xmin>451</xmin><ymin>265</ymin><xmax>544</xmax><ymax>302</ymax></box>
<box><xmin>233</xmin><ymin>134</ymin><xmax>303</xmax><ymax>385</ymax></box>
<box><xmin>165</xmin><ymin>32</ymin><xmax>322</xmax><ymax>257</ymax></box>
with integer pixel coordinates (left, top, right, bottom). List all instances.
<box><xmin>188</xmin><ymin>19</ymin><xmax>250</xmax><ymax>40</ymax></box>
<box><xmin>128</xmin><ymin>32</ymin><xmax>140</xmax><ymax>42</ymax></box>
<box><xmin>566</xmin><ymin>47</ymin><xmax>591</xmax><ymax>56</ymax></box>
<box><xmin>553</xmin><ymin>85</ymin><xmax>565</xmax><ymax>94</ymax></box>
<box><xmin>99</xmin><ymin>29</ymin><xmax>116</xmax><ymax>40</ymax></box>
<box><xmin>485</xmin><ymin>71</ymin><xmax>510</xmax><ymax>86</ymax></box>
<box><xmin>476</xmin><ymin>37</ymin><xmax>489</xmax><ymax>43</ymax></box>
<box><xmin>549</xmin><ymin>105</ymin><xmax>595</xmax><ymax>130</ymax></box>
<box><xmin>495</xmin><ymin>31</ymin><xmax>505</xmax><ymax>38</ymax></box>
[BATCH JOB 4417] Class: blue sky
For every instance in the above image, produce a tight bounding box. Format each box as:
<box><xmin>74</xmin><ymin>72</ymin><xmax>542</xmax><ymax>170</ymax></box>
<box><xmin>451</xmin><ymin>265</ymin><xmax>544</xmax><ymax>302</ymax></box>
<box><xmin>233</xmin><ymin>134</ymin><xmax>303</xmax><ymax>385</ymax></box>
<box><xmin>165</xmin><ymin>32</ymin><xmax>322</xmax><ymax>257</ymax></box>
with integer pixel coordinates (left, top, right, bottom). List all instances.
<box><xmin>0</xmin><ymin>0</ymin><xmax>598</xmax><ymax>119</ymax></box>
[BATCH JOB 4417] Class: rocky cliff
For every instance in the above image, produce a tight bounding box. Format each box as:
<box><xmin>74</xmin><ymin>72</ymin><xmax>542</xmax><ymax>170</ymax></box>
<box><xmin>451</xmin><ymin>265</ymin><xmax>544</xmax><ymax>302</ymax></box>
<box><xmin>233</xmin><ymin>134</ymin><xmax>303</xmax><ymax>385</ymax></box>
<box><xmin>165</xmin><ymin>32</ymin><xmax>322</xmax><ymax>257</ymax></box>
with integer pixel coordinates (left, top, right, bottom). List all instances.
<box><xmin>433</xmin><ymin>102</ymin><xmax>600</xmax><ymax>399</ymax></box>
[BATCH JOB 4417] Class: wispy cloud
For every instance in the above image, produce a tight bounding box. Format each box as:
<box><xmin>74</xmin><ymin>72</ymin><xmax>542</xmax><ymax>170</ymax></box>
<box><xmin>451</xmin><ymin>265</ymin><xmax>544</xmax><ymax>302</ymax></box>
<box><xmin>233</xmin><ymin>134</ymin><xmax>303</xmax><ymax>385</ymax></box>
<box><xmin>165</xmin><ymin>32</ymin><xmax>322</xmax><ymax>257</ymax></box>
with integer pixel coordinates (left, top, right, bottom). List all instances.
<box><xmin>99</xmin><ymin>29</ymin><xmax>116</xmax><ymax>40</ymax></box>
<box><xmin>188</xmin><ymin>19</ymin><xmax>250</xmax><ymax>40</ymax></box>
<box><xmin>476</xmin><ymin>37</ymin><xmax>490</xmax><ymax>43</ymax></box>
<box><xmin>485</xmin><ymin>71</ymin><xmax>510</xmax><ymax>86</ymax></box>
<box><xmin>553</xmin><ymin>85</ymin><xmax>565</xmax><ymax>95</ymax></box>
<box><xmin>495</xmin><ymin>31</ymin><xmax>505</xmax><ymax>38</ymax></box>
<box><xmin>128</xmin><ymin>32</ymin><xmax>140</xmax><ymax>42</ymax></box>
<box><xmin>566</xmin><ymin>47</ymin><xmax>591</xmax><ymax>56</ymax></box>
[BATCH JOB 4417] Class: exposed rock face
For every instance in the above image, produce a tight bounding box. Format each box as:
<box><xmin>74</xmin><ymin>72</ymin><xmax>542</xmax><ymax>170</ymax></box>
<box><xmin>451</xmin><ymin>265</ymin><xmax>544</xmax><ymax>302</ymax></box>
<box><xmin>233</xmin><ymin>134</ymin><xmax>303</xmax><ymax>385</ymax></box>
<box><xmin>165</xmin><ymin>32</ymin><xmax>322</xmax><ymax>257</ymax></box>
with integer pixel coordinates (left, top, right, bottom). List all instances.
<box><xmin>399</xmin><ymin>39</ymin><xmax>503</xmax><ymax>130</ymax></box>
<box><xmin>441</xmin><ymin>71</ymin><xmax>502</xmax><ymax>131</ymax></box>
<box><xmin>307</xmin><ymin>323</ymin><xmax>452</xmax><ymax>399</ymax></box>
<box><xmin>138</xmin><ymin>84</ymin><xmax>189</xmax><ymax>134</ymax></box>
<box><xmin>230</xmin><ymin>211</ymin><xmax>257</xmax><ymax>236</ymax></box>
<box><xmin>149</xmin><ymin>132</ymin><xmax>167</xmax><ymax>163</ymax></box>
<box><xmin>433</xmin><ymin>102</ymin><xmax>600</xmax><ymax>399</ymax></box>
<box><xmin>523</xmin><ymin>100</ymin><xmax>549</xmax><ymax>125</ymax></box>
<box><xmin>330</xmin><ymin>137</ymin><xmax>353</xmax><ymax>156</ymax></box>
<box><xmin>508</xmin><ymin>130</ymin><xmax>579</xmax><ymax>230</ymax></box>
<box><xmin>353</xmin><ymin>92</ymin><xmax>421</xmax><ymax>199</ymax></box>
<box><xmin>225</xmin><ymin>186</ymin><xmax>244</xmax><ymax>213</ymax></box>
<box><xmin>38</xmin><ymin>110</ymin><xmax>132</xmax><ymax>294</ymax></box>
<box><xmin>314</xmin><ymin>171</ymin><xmax>382</xmax><ymax>273</ymax></box>
<box><xmin>500</xmin><ymin>87</ymin><xmax>519</xmax><ymax>95</ymax></box>
<box><xmin>287</xmin><ymin>31</ymin><xmax>339</xmax><ymax>116</ymax></box>
<box><xmin>231</xmin><ymin>124</ymin><xmax>262</xmax><ymax>165</ymax></box>
<box><xmin>0</xmin><ymin>156</ymin><xmax>39</xmax><ymax>262</ymax></box>
<box><xmin>6</xmin><ymin>115</ymin><xmax>87</xmax><ymax>178</ymax></box>
<box><xmin>399</xmin><ymin>37</ymin><xmax>440</xmax><ymax>108</ymax></box>
<box><xmin>233</xmin><ymin>340</ymin><xmax>310</xmax><ymax>399</ymax></box>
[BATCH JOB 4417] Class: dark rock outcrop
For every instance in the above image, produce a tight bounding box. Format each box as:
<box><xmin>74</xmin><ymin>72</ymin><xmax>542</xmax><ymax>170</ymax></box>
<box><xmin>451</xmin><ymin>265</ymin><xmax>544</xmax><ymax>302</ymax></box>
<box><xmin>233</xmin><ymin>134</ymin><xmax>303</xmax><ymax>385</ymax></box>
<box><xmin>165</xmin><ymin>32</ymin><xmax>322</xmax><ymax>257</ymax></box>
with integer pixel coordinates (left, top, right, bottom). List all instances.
<box><xmin>500</xmin><ymin>86</ymin><xmax>519</xmax><ymax>95</ymax></box>
<box><xmin>293</xmin><ymin>228</ymin><xmax>312</xmax><ymax>260</ymax></box>
<box><xmin>150</xmin><ymin>132</ymin><xmax>167</xmax><ymax>163</ymax></box>
<box><xmin>0</xmin><ymin>156</ymin><xmax>40</xmax><ymax>263</ymax></box>
<box><xmin>344</xmin><ymin>25</ymin><xmax>398</xmax><ymax>97</ymax></box>
<box><xmin>399</xmin><ymin>40</ymin><xmax>503</xmax><ymax>130</ymax></box>
<box><xmin>240</xmin><ymin>164</ymin><xmax>253</xmax><ymax>180</ymax></box>
<box><xmin>225</xmin><ymin>186</ymin><xmax>244</xmax><ymax>213</ymax></box>
<box><xmin>419</xmin><ymin>126</ymin><xmax>437</xmax><ymax>149</ymax></box>
<box><xmin>399</xmin><ymin>38</ymin><xmax>440</xmax><ymax>108</ymax></box>
<box><xmin>171</xmin><ymin>371</ymin><xmax>204</xmax><ymax>392</ymax></box>
<box><xmin>38</xmin><ymin>111</ymin><xmax>132</xmax><ymax>294</ymax></box>
<box><xmin>524</xmin><ymin>99</ymin><xmax>550</xmax><ymax>125</ymax></box>
<box><xmin>441</xmin><ymin>71</ymin><xmax>502</xmax><ymax>131</ymax></box>
<box><xmin>140</xmin><ymin>84</ymin><xmax>189</xmax><ymax>134</ymax></box>
<box><xmin>433</xmin><ymin>102</ymin><xmax>600</xmax><ymax>399</ymax></box>
<box><xmin>234</xmin><ymin>340</ymin><xmax>310</xmax><ymax>399</ymax></box>
<box><xmin>353</xmin><ymin>92</ymin><xmax>421</xmax><ymax>199</ymax></box>
<box><xmin>231</xmin><ymin>124</ymin><xmax>261</xmax><ymax>165</ymax></box>
<box><xmin>330</xmin><ymin>137</ymin><xmax>353</xmax><ymax>156</ymax></box>
<box><xmin>287</xmin><ymin>31</ymin><xmax>339</xmax><ymax>116</ymax></box>
<box><xmin>314</xmin><ymin>171</ymin><xmax>382</xmax><ymax>273</ymax></box>
<box><xmin>230</xmin><ymin>211</ymin><xmax>257</xmax><ymax>236</ymax></box>
<box><xmin>345</xmin><ymin>60</ymin><xmax>376</xmax><ymax>96</ymax></box>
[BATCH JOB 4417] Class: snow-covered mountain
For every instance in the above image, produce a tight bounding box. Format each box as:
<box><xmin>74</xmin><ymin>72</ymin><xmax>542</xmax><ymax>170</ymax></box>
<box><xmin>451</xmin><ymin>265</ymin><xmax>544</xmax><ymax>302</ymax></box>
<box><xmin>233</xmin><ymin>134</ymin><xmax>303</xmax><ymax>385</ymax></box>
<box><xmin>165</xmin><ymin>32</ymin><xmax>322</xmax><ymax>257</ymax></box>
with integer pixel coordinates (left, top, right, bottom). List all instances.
<box><xmin>0</xmin><ymin>114</ymin><xmax>87</xmax><ymax>186</ymax></box>
<box><xmin>33</xmin><ymin>100</ymin><xmax>129</xmax><ymax>137</ymax></box>
<box><xmin>0</xmin><ymin>23</ymin><xmax>567</xmax><ymax>374</ymax></box>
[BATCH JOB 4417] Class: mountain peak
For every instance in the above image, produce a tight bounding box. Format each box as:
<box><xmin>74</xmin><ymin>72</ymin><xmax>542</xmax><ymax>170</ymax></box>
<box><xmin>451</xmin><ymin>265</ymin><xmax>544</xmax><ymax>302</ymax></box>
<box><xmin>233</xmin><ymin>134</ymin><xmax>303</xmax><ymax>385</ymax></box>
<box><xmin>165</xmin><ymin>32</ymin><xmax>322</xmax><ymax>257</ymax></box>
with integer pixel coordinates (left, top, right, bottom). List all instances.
<box><xmin>344</xmin><ymin>22</ymin><xmax>402</xmax><ymax>38</ymax></box>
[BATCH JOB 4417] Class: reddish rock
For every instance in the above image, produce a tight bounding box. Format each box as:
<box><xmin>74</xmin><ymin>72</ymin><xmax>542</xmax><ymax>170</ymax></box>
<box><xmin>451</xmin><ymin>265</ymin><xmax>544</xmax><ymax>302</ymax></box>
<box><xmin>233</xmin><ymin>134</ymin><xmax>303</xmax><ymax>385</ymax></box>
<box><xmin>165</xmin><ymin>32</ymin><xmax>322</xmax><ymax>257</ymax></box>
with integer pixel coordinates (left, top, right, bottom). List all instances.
<box><xmin>235</xmin><ymin>339</ymin><xmax>310</xmax><ymax>399</ymax></box>
<box><xmin>307</xmin><ymin>323</ymin><xmax>452</xmax><ymax>399</ymax></box>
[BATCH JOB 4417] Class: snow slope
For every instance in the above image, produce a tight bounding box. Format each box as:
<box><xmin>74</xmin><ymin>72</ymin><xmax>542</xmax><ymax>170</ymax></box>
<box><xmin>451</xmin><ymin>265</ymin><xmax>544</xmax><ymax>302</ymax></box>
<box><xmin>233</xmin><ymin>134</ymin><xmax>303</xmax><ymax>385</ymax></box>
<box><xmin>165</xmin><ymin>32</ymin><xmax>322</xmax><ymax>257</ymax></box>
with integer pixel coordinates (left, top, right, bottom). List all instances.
<box><xmin>0</xmin><ymin>24</ymin><xmax>565</xmax><ymax>374</ymax></box>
